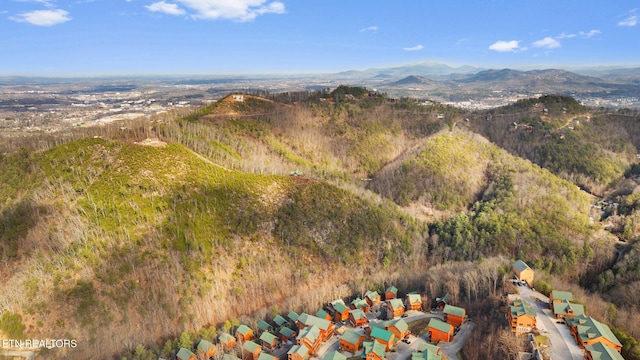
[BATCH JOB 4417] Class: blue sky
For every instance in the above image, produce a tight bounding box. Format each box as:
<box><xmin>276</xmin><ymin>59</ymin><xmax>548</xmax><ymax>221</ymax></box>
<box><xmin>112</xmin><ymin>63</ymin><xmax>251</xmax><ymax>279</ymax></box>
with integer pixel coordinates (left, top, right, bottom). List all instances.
<box><xmin>1</xmin><ymin>0</ymin><xmax>639</xmax><ymax>76</ymax></box>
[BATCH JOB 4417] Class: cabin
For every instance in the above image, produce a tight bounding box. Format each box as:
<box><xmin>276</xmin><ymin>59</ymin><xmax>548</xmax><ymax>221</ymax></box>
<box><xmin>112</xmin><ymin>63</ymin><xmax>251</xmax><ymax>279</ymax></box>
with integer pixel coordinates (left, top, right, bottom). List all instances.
<box><xmin>288</xmin><ymin>311</ymin><xmax>300</xmax><ymax>324</ymax></box>
<box><xmin>242</xmin><ymin>341</ymin><xmax>262</xmax><ymax>360</ymax></box>
<box><xmin>405</xmin><ymin>293</ymin><xmax>422</xmax><ymax>311</ymax></box>
<box><xmin>328</xmin><ymin>299</ymin><xmax>346</xmax><ymax>314</ymax></box>
<box><xmin>385</xmin><ymin>286</ymin><xmax>398</xmax><ymax>300</ymax></box>
<box><xmin>279</xmin><ymin>327</ymin><xmax>297</xmax><ymax>343</ymax></box>
<box><xmin>369</xmin><ymin>326</ymin><xmax>395</xmax><ymax>351</ymax></box>
<box><xmin>584</xmin><ymin>342</ymin><xmax>625</xmax><ymax>360</ymax></box>
<box><xmin>351</xmin><ymin>298</ymin><xmax>371</xmax><ymax>313</ymax></box>
<box><xmin>257</xmin><ymin>353</ymin><xmax>277</xmax><ymax>360</ymax></box>
<box><xmin>274</xmin><ymin>315</ymin><xmax>288</xmax><ymax>327</ymax></box>
<box><xmin>549</xmin><ymin>290</ymin><xmax>574</xmax><ymax>309</ymax></box>
<box><xmin>386</xmin><ymin>298</ymin><xmax>405</xmax><ymax>318</ymax></box>
<box><xmin>339</xmin><ymin>329</ymin><xmax>365</xmax><ymax>353</ymax></box>
<box><xmin>232</xmin><ymin>94</ymin><xmax>244</xmax><ymax>102</ymax></box>
<box><xmin>443</xmin><ymin>304</ymin><xmax>466</xmax><ymax>328</ymax></box>
<box><xmin>197</xmin><ymin>339</ymin><xmax>216</xmax><ymax>359</ymax></box>
<box><xmin>365</xmin><ymin>290</ymin><xmax>381</xmax><ymax>306</ymax></box>
<box><xmin>177</xmin><ymin>348</ymin><xmax>197</xmax><ymax>360</ymax></box>
<box><xmin>435</xmin><ymin>293</ymin><xmax>450</xmax><ymax>310</ymax></box>
<box><xmin>219</xmin><ymin>332</ymin><xmax>236</xmax><ymax>351</ymax></box>
<box><xmin>363</xmin><ymin>340</ymin><xmax>387</xmax><ymax>360</ymax></box>
<box><xmin>552</xmin><ymin>300</ymin><xmax>585</xmax><ymax>320</ymax></box>
<box><xmin>223</xmin><ymin>354</ymin><xmax>242</xmax><ymax>360</ymax></box>
<box><xmin>385</xmin><ymin>318</ymin><xmax>409</xmax><ymax>340</ymax></box>
<box><xmin>287</xmin><ymin>344</ymin><xmax>309</xmax><ymax>360</ymax></box>
<box><xmin>296</xmin><ymin>325</ymin><xmax>321</xmax><ymax>355</ymax></box>
<box><xmin>413</xmin><ymin>343</ymin><xmax>443</xmax><ymax>360</ymax></box>
<box><xmin>566</xmin><ymin>315</ymin><xmax>622</xmax><ymax>352</ymax></box>
<box><xmin>333</xmin><ymin>302</ymin><xmax>350</xmax><ymax>322</ymax></box>
<box><xmin>236</xmin><ymin>325</ymin><xmax>254</xmax><ymax>342</ymax></box>
<box><xmin>324</xmin><ymin>350</ymin><xmax>347</xmax><ymax>360</ymax></box>
<box><xmin>259</xmin><ymin>332</ymin><xmax>279</xmax><ymax>350</ymax></box>
<box><xmin>428</xmin><ymin>318</ymin><xmax>454</xmax><ymax>343</ymax></box>
<box><xmin>512</xmin><ymin>260</ymin><xmax>534</xmax><ymax>287</ymax></box>
<box><xmin>296</xmin><ymin>313</ymin><xmax>335</xmax><ymax>342</ymax></box>
<box><xmin>507</xmin><ymin>301</ymin><xmax>537</xmax><ymax>335</ymax></box>
<box><xmin>258</xmin><ymin>320</ymin><xmax>273</xmax><ymax>333</ymax></box>
<box><xmin>316</xmin><ymin>309</ymin><xmax>332</xmax><ymax>321</ymax></box>
<box><xmin>349</xmin><ymin>309</ymin><xmax>368</xmax><ymax>327</ymax></box>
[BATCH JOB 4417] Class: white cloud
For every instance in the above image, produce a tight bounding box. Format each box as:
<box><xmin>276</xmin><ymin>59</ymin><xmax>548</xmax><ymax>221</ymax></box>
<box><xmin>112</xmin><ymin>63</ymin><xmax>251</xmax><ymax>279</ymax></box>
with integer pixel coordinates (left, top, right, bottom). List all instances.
<box><xmin>146</xmin><ymin>1</ymin><xmax>186</xmax><ymax>15</ymax></box>
<box><xmin>579</xmin><ymin>29</ymin><xmax>600</xmax><ymax>38</ymax></box>
<box><xmin>403</xmin><ymin>44</ymin><xmax>423</xmax><ymax>51</ymax></box>
<box><xmin>557</xmin><ymin>32</ymin><xmax>576</xmax><ymax>39</ymax></box>
<box><xmin>170</xmin><ymin>0</ymin><xmax>285</xmax><ymax>21</ymax></box>
<box><xmin>532</xmin><ymin>36</ymin><xmax>560</xmax><ymax>49</ymax></box>
<box><xmin>12</xmin><ymin>9</ymin><xmax>71</xmax><ymax>26</ymax></box>
<box><xmin>488</xmin><ymin>40</ymin><xmax>520</xmax><ymax>52</ymax></box>
<box><xmin>618</xmin><ymin>15</ymin><xmax>638</xmax><ymax>27</ymax></box>
<box><xmin>360</xmin><ymin>25</ymin><xmax>378</xmax><ymax>33</ymax></box>
<box><xmin>618</xmin><ymin>9</ymin><xmax>638</xmax><ymax>27</ymax></box>
<box><xmin>13</xmin><ymin>0</ymin><xmax>54</xmax><ymax>6</ymax></box>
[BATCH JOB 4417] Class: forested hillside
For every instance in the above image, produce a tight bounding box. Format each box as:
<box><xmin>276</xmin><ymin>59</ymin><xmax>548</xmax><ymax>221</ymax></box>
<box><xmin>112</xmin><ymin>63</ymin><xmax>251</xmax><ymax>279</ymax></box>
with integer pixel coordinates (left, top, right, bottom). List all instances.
<box><xmin>1</xmin><ymin>90</ymin><xmax>640</xmax><ymax>359</ymax></box>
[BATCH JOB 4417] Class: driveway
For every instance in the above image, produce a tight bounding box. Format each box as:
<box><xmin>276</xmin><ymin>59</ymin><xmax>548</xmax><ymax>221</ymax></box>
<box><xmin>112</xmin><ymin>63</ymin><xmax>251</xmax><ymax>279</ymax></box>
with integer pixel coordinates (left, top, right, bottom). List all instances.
<box><xmin>515</xmin><ymin>283</ymin><xmax>583</xmax><ymax>360</ymax></box>
<box><xmin>438</xmin><ymin>321</ymin><xmax>475</xmax><ymax>360</ymax></box>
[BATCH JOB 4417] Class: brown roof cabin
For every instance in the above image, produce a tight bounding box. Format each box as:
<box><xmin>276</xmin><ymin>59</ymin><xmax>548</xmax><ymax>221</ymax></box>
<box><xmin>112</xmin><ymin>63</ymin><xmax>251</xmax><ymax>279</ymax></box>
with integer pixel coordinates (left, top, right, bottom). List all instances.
<box><xmin>385</xmin><ymin>318</ymin><xmax>409</xmax><ymax>340</ymax></box>
<box><xmin>435</xmin><ymin>293</ymin><xmax>450</xmax><ymax>310</ymax></box>
<box><xmin>177</xmin><ymin>348</ymin><xmax>197</xmax><ymax>360</ymax></box>
<box><xmin>296</xmin><ymin>313</ymin><xmax>335</xmax><ymax>342</ymax></box>
<box><xmin>287</xmin><ymin>344</ymin><xmax>310</xmax><ymax>360</ymax></box>
<box><xmin>443</xmin><ymin>304</ymin><xmax>466</xmax><ymax>328</ymax></box>
<box><xmin>197</xmin><ymin>339</ymin><xmax>216</xmax><ymax>359</ymax></box>
<box><xmin>386</xmin><ymin>299</ymin><xmax>405</xmax><ymax>318</ymax></box>
<box><xmin>219</xmin><ymin>332</ymin><xmax>236</xmax><ymax>351</ymax></box>
<box><xmin>385</xmin><ymin>286</ymin><xmax>398</xmax><ymax>300</ymax></box>
<box><xmin>348</xmin><ymin>309</ymin><xmax>368</xmax><ymax>328</ymax></box>
<box><xmin>365</xmin><ymin>290</ymin><xmax>381</xmax><ymax>307</ymax></box>
<box><xmin>236</xmin><ymin>325</ymin><xmax>254</xmax><ymax>342</ymax></box>
<box><xmin>350</xmin><ymin>298</ymin><xmax>370</xmax><ymax>313</ymax></box>
<box><xmin>428</xmin><ymin>318</ymin><xmax>454</xmax><ymax>343</ymax></box>
<box><xmin>259</xmin><ymin>331</ymin><xmax>279</xmax><ymax>350</ymax></box>
<box><xmin>279</xmin><ymin>327</ymin><xmax>296</xmax><ymax>343</ymax></box>
<box><xmin>241</xmin><ymin>341</ymin><xmax>262</xmax><ymax>360</ymax></box>
<box><xmin>339</xmin><ymin>329</ymin><xmax>365</xmax><ymax>353</ymax></box>
<box><xmin>405</xmin><ymin>293</ymin><xmax>422</xmax><ymax>311</ymax></box>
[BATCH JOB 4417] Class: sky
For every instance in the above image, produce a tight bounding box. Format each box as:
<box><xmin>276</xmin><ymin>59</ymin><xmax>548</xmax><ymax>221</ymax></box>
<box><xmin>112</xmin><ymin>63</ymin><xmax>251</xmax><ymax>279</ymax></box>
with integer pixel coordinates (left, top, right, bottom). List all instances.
<box><xmin>1</xmin><ymin>0</ymin><xmax>639</xmax><ymax>76</ymax></box>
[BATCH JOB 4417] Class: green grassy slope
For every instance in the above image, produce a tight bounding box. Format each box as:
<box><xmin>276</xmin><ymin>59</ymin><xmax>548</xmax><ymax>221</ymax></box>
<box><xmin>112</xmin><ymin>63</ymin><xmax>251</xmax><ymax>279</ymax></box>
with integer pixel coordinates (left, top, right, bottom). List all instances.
<box><xmin>469</xmin><ymin>95</ymin><xmax>639</xmax><ymax>195</ymax></box>
<box><xmin>0</xmin><ymin>136</ymin><xmax>424</xmax><ymax>359</ymax></box>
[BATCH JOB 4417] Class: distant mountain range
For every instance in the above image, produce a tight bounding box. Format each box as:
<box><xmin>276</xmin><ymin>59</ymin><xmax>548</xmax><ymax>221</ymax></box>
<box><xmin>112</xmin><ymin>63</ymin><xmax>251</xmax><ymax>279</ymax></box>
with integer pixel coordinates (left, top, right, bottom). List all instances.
<box><xmin>328</xmin><ymin>63</ymin><xmax>640</xmax><ymax>101</ymax></box>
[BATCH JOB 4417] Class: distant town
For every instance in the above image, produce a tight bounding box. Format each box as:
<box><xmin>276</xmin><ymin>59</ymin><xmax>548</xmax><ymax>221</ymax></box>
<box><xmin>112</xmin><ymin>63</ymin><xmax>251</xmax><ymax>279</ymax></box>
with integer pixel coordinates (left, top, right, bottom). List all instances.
<box><xmin>2</xmin><ymin>72</ymin><xmax>639</xmax><ymax>140</ymax></box>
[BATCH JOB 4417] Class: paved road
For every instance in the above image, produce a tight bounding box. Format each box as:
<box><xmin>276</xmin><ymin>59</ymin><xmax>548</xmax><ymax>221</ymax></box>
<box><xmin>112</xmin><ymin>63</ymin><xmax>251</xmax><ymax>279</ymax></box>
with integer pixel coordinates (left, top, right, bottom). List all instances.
<box><xmin>438</xmin><ymin>321</ymin><xmax>475</xmax><ymax>360</ymax></box>
<box><xmin>515</xmin><ymin>283</ymin><xmax>583</xmax><ymax>360</ymax></box>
